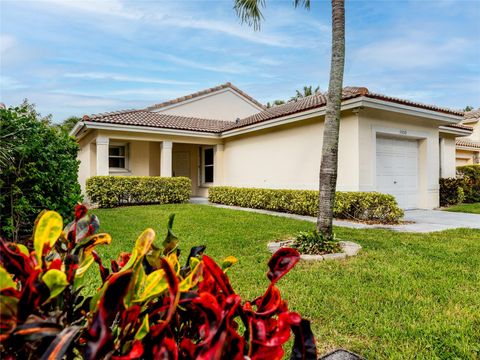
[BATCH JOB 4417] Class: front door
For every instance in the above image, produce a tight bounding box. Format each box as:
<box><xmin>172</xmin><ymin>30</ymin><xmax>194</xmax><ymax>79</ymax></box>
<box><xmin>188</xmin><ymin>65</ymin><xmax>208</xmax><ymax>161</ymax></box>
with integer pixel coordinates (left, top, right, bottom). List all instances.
<box><xmin>172</xmin><ymin>151</ymin><xmax>191</xmax><ymax>178</ymax></box>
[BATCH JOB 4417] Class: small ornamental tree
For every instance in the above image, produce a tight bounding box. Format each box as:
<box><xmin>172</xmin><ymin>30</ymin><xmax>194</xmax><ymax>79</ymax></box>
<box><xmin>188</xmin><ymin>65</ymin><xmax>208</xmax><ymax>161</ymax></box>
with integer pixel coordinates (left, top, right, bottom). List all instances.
<box><xmin>0</xmin><ymin>206</ymin><xmax>317</xmax><ymax>359</ymax></box>
<box><xmin>0</xmin><ymin>102</ymin><xmax>81</xmax><ymax>241</ymax></box>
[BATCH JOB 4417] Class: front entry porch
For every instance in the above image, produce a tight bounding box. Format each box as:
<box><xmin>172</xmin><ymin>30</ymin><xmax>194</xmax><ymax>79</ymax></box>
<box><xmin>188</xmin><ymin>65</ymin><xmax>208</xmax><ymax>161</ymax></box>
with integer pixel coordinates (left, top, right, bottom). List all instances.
<box><xmin>80</xmin><ymin>131</ymin><xmax>224</xmax><ymax>197</ymax></box>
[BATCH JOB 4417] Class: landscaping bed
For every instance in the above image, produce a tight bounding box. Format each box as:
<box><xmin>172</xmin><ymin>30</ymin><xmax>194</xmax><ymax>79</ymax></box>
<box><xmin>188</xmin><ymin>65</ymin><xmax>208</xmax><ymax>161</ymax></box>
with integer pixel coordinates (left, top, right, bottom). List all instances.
<box><xmin>90</xmin><ymin>204</ymin><xmax>480</xmax><ymax>359</ymax></box>
<box><xmin>208</xmin><ymin>186</ymin><xmax>404</xmax><ymax>224</ymax></box>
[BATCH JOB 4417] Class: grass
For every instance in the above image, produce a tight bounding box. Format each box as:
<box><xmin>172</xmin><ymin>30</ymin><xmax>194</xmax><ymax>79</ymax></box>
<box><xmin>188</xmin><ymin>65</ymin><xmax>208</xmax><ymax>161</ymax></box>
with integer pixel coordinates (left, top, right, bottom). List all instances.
<box><xmin>89</xmin><ymin>204</ymin><xmax>480</xmax><ymax>359</ymax></box>
<box><xmin>444</xmin><ymin>202</ymin><xmax>480</xmax><ymax>214</ymax></box>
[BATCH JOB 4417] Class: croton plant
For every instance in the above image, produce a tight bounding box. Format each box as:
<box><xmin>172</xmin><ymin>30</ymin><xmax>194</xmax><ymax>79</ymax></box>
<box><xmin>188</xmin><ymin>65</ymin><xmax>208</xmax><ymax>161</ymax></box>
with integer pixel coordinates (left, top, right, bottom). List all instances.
<box><xmin>0</xmin><ymin>205</ymin><xmax>317</xmax><ymax>359</ymax></box>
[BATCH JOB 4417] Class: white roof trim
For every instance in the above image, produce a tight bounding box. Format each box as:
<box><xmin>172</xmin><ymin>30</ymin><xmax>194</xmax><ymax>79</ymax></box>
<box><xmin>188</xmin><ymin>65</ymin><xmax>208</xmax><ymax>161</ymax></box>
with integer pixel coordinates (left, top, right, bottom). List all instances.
<box><xmin>151</xmin><ymin>87</ymin><xmax>264</xmax><ymax>113</ymax></box>
<box><xmin>80</xmin><ymin>121</ymin><xmax>220</xmax><ymax>139</ymax></box>
<box><xmin>358</xmin><ymin>97</ymin><xmax>462</xmax><ymax>123</ymax></box>
<box><xmin>439</xmin><ymin>126</ymin><xmax>472</xmax><ymax>136</ymax></box>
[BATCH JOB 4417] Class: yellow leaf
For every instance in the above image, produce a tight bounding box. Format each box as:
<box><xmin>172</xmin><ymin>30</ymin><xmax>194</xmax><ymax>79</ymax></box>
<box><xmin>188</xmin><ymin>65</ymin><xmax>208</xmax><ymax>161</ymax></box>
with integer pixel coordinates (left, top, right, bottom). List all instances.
<box><xmin>0</xmin><ymin>266</ymin><xmax>16</xmax><ymax>290</ymax></box>
<box><xmin>179</xmin><ymin>261</ymin><xmax>203</xmax><ymax>292</ymax></box>
<box><xmin>221</xmin><ymin>255</ymin><xmax>238</xmax><ymax>272</ymax></box>
<box><xmin>134</xmin><ymin>269</ymin><xmax>168</xmax><ymax>303</ymax></box>
<box><xmin>135</xmin><ymin>228</ymin><xmax>156</xmax><ymax>257</ymax></box>
<box><xmin>34</xmin><ymin>211</ymin><xmax>63</xmax><ymax>266</ymax></box>
<box><xmin>134</xmin><ymin>314</ymin><xmax>150</xmax><ymax>340</ymax></box>
<box><xmin>43</xmin><ymin>269</ymin><xmax>69</xmax><ymax>299</ymax></box>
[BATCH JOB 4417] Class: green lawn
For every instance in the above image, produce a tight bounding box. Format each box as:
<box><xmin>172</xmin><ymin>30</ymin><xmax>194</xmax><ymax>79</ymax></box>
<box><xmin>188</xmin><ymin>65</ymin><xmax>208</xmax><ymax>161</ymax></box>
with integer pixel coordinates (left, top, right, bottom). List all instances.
<box><xmin>445</xmin><ymin>202</ymin><xmax>480</xmax><ymax>214</ymax></box>
<box><xmin>90</xmin><ymin>204</ymin><xmax>480</xmax><ymax>359</ymax></box>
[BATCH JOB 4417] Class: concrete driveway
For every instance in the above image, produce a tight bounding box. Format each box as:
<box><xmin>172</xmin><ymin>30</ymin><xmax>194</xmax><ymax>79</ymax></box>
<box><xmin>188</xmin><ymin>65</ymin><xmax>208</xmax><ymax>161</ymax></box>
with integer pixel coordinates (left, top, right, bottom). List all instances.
<box><xmin>191</xmin><ymin>198</ymin><xmax>480</xmax><ymax>233</ymax></box>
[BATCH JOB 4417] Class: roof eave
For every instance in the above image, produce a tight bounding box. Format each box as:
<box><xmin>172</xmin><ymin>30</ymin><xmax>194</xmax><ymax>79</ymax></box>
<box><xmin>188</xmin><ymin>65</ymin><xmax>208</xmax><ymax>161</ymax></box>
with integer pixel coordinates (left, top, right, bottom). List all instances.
<box><xmin>439</xmin><ymin>126</ymin><xmax>473</xmax><ymax>136</ymax></box>
<box><xmin>81</xmin><ymin>121</ymin><xmax>221</xmax><ymax>139</ymax></box>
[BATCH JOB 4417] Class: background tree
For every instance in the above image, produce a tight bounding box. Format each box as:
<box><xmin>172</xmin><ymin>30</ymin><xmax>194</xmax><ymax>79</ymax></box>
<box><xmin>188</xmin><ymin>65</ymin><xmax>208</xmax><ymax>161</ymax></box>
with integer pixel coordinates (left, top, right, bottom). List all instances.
<box><xmin>56</xmin><ymin>116</ymin><xmax>82</xmax><ymax>134</ymax></box>
<box><xmin>234</xmin><ymin>0</ymin><xmax>345</xmax><ymax>241</ymax></box>
<box><xmin>290</xmin><ymin>85</ymin><xmax>321</xmax><ymax>102</ymax></box>
<box><xmin>0</xmin><ymin>101</ymin><xmax>81</xmax><ymax>241</ymax></box>
<box><xmin>266</xmin><ymin>99</ymin><xmax>286</xmax><ymax>108</ymax></box>
<box><xmin>464</xmin><ymin>105</ymin><xmax>474</xmax><ymax>112</ymax></box>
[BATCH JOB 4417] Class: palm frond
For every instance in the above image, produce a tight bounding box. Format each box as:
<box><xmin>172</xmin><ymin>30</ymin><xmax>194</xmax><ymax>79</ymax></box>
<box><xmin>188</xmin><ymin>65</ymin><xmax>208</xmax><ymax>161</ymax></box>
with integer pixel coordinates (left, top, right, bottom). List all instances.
<box><xmin>293</xmin><ymin>0</ymin><xmax>311</xmax><ymax>10</ymax></box>
<box><xmin>234</xmin><ymin>0</ymin><xmax>266</xmax><ymax>30</ymax></box>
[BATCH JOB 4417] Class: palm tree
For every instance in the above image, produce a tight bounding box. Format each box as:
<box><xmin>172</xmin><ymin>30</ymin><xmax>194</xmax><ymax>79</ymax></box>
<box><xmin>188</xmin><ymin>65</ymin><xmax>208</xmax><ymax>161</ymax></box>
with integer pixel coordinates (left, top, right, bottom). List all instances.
<box><xmin>234</xmin><ymin>0</ymin><xmax>345</xmax><ymax>240</ymax></box>
<box><xmin>290</xmin><ymin>85</ymin><xmax>321</xmax><ymax>102</ymax></box>
<box><xmin>266</xmin><ymin>99</ymin><xmax>286</xmax><ymax>108</ymax></box>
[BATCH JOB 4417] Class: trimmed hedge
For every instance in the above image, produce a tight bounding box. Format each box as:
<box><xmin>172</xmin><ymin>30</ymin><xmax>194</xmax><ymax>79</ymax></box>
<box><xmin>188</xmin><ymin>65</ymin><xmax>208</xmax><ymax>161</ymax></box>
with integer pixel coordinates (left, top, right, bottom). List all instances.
<box><xmin>439</xmin><ymin>178</ymin><xmax>466</xmax><ymax>207</ymax></box>
<box><xmin>208</xmin><ymin>186</ymin><xmax>404</xmax><ymax>224</ymax></box>
<box><xmin>457</xmin><ymin>165</ymin><xmax>480</xmax><ymax>203</ymax></box>
<box><xmin>86</xmin><ymin>176</ymin><xmax>191</xmax><ymax>208</ymax></box>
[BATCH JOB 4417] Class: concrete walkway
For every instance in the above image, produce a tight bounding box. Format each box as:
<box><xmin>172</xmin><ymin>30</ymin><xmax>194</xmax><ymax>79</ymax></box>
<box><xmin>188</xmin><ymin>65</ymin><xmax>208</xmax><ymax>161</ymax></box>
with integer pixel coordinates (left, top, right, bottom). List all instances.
<box><xmin>189</xmin><ymin>197</ymin><xmax>480</xmax><ymax>233</ymax></box>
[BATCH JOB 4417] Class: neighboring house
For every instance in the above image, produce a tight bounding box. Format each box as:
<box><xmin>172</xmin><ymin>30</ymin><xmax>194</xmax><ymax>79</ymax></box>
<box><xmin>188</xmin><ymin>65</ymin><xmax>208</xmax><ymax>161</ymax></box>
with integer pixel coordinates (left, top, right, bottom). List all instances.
<box><xmin>71</xmin><ymin>82</ymin><xmax>472</xmax><ymax>210</ymax></box>
<box><xmin>456</xmin><ymin>109</ymin><xmax>480</xmax><ymax>166</ymax></box>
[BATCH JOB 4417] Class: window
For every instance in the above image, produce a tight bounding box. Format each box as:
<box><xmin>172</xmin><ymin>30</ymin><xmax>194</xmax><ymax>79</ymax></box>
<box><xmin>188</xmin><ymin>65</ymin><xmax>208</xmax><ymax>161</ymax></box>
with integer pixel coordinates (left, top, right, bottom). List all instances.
<box><xmin>201</xmin><ymin>147</ymin><xmax>214</xmax><ymax>184</ymax></box>
<box><xmin>109</xmin><ymin>144</ymin><xmax>128</xmax><ymax>169</ymax></box>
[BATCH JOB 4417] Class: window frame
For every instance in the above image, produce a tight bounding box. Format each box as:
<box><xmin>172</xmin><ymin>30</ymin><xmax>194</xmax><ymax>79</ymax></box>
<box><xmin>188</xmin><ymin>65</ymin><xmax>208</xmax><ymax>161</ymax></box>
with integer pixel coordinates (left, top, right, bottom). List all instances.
<box><xmin>201</xmin><ymin>146</ymin><xmax>214</xmax><ymax>185</ymax></box>
<box><xmin>108</xmin><ymin>142</ymin><xmax>129</xmax><ymax>172</ymax></box>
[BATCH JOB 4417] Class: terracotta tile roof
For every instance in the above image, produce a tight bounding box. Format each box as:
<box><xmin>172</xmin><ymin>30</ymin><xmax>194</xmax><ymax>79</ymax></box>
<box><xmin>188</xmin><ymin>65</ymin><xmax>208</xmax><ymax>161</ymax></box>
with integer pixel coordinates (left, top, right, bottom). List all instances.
<box><xmin>145</xmin><ymin>82</ymin><xmax>265</xmax><ymax>111</ymax></box>
<box><xmin>81</xmin><ymin>85</ymin><xmax>464</xmax><ymax>136</ymax></box>
<box><xmin>463</xmin><ymin>108</ymin><xmax>480</xmax><ymax>122</ymax></box>
<box><xmin>456</xmin><ymin>139</ymin><xmax>480</xmax><ymax>149</ymax></box>
<box><xmin>444</xmin><ymin>123</ymin><xmax>474</xmax><ymax>131</ymax></box>
<box><xmin>223</xmin><ymin>86</ymin><xmax>463</xmax><ymax>131</ymax></box>
<box><xmin>83</xmin><ymin>110</ymin><xmax>229</xmax><ymax>133</ymax></box>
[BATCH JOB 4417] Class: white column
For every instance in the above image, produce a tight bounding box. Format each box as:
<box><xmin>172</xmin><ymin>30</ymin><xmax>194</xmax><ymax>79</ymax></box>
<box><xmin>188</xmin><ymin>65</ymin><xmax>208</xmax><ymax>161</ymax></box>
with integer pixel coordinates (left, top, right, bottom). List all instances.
<box><xmin>214</xmin><ymin>144</ymin><xmax>224</xmax><ymax>185</ymax></box>
<box><xmin>160</xmin><ymin>141</ymin><xmax>173</xmax><ymax>177</ymax></box>
<box><xmin>96</xmin><ymin>136</ymin><xmax>109</xmax><ymax>176</ymax></box>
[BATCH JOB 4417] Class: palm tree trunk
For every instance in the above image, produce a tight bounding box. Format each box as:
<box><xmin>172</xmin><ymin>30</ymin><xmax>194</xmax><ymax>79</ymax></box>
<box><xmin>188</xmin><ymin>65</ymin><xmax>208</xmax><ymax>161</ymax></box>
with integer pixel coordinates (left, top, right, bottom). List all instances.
<box><xmin>317</xmin><ymin>0</ymin><xmax>345</xmax><ymax>239</ymax></box>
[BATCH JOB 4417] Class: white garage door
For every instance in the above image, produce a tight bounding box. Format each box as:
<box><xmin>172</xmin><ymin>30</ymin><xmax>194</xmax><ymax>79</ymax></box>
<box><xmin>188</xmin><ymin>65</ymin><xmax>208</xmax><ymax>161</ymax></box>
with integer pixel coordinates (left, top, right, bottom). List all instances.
<box><xmin>376</xmin><ymin>136</ymin><xmax>419</xmax><ymax>209</ymax></box>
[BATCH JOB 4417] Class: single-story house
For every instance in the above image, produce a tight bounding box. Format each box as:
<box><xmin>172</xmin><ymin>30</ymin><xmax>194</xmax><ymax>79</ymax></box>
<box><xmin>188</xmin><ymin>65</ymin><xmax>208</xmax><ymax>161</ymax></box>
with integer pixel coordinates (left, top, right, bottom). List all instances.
<box><xmin>455</xmin><ymin>109</ymin><xmax>480</xmax><ymax>166</ymax></box>
<box><xmin>71</xmin><ymin>82</ymin><xmax>473</xmax><ymax>210</ymax></box>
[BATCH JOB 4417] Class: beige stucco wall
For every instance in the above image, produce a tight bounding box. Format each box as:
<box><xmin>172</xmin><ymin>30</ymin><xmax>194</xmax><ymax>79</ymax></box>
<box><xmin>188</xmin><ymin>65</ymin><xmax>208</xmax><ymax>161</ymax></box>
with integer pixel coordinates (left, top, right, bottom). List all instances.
<box><xmin>439</xmin><ymin>136</ymin><xmax>457</xmax><ymax>178</ymax></box>
<box><xmin>456</xmin><ymin>149</ymin><xmax>477</xmax><ymax>166</ymax></box>
<box><xmin>155</xmin><ymin>89</ymin><xmax>261</xmax><ymax>121</ymax></box>
<box><xmin>357</xmin><ymin>108</ymin><xmax>441</xmax><ymax>209</ymax></box>
<box><xmin>222</xmin><ymin>111</ymin><xmax>359</xmax><ymax>191</ymax></box>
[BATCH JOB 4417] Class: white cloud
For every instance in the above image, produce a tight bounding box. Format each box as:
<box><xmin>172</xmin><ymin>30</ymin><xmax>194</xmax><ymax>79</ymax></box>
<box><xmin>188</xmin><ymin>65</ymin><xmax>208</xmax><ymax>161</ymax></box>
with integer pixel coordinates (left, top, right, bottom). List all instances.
<box><xmin>32</xmin><ymin>0</ymin><xmax>313</xmax><ymax>48</ymax></box>
<box><xmin>354</xmin><ymin>35</ymin><xmax>468</xmax><ymax>69</ymax></box>
<box><xmin>0</xmin><ymin>34</ymin><xmax>17</xmax><ymax>53</ymax></box>
<box><xmin>159</xmin><ymin>53</ymin><xmax>252</xmax><ymax>74</ymax></box>
<box><xmin>63</xmin><ymin>72</ymin><xmax>195</xmax><ymax>85</ymax></box>
<box><xmin>0</xmin><ymin>75</ymin><xmax>26</xmax><ymax>91</ymax></box>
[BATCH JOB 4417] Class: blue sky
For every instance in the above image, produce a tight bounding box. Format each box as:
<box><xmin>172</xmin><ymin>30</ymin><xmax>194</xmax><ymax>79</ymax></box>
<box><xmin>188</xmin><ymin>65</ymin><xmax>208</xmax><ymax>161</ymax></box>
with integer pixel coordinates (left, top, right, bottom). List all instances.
<box><xmin>1</xmin><ymin>0</ymin><xmax>479</xmax><ymax>122</ymax></box>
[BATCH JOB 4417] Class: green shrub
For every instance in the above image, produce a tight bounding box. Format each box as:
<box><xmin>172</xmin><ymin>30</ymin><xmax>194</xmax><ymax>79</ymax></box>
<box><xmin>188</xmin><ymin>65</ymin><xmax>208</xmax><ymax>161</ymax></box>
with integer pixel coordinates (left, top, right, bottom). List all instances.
<box><xmin>86</xmin><ymin>176</ymin><xmax>191</xmax><ymax>208</ymax></box>
<box><xmin>439</xmin><ymin>178</ymin><xmax>466</xmax><ymax>206</ymax></box>
<box><xmin>457</xmin><ymin>165</ymin><xmax>480</xmax><ymax>203</ymax></box>
<box><xmin>293</xmin><ymin>230</ymin><xmax>341</xmax><ymax>255</ymax></box>
<box><xmin>208</xmin><ymin>187</ymin><xmax>404</xmax><ymax>224</ymax></box>
<box><xmin>0</xmin><ymin>102</ymin><xmax>81</xmax><ymax>241</ymax></box>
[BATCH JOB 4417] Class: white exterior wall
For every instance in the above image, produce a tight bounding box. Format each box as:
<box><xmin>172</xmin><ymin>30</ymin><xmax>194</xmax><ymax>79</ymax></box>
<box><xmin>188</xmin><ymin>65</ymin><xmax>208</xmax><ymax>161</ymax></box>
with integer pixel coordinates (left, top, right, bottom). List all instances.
<box><xmin>155</xmin><ymin>89</ymin><xmax>262</xmax><ymax>121</ymax></box>
<box><xmin>222</xmin><ymin>112</ymin><xmax>360</xmax><ymax>191</ymax></box>
<box><xmin>358</xmin><ymin>108</ymin><xmax>441</xmax><ymax>209</ymax></box>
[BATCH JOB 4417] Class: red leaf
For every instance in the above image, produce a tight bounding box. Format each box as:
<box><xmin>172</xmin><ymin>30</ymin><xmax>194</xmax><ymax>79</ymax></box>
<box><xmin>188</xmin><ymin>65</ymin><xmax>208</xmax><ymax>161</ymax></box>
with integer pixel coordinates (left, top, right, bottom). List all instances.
<box><xmin>201</xmin><ymin>255</ymin><xmax>234</xmax><ymax>296</ymax></box>
<box><xmin>74</xmin><ymin>204</ymin><xmax>88</xmax><ymax>221</ymax></box>
<box><xmin>0</xmin><ymin>239</ymin><xmax>34</xmax><ymax>283</ymax></box>
<box><xmin>290</xmin><ymin>318</ymin><xmax>317</xmax><ymax>360</ymax></box>
<box><xmin>152</xmin><ymin>337</ymin><xmax>178</xmax><ymax>360</ymax></box>
<box><xmin>112</xmin><ymin>340</ymin><xmax>144</xmax><ymax>360</ymax></box>
<box><xmin>92</xmin><ymin>251</ymin><xmax>109</xmax><ymax>282</ymax></box>
<box><xmin>85</xmin><ymin>270</ymin><xmax>133</xmax><ymax>360</ymax></box>
<box><xmin>48</xmin><ymin>258</ymin><xmax>62</xmax><ymax>271</ymax></box>
<box><xmin>267</xmin><ymin>248</ymin><xmax>300</xmax><ymax>285</ymax></box>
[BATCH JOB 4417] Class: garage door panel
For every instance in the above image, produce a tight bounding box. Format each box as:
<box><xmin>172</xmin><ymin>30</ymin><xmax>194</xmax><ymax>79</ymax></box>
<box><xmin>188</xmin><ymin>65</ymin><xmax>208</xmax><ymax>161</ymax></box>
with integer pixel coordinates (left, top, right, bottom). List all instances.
<box><xmin>376</xmin><ymin>136</ymin><xmax>419</xmax><ymax>209</ymax></box>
